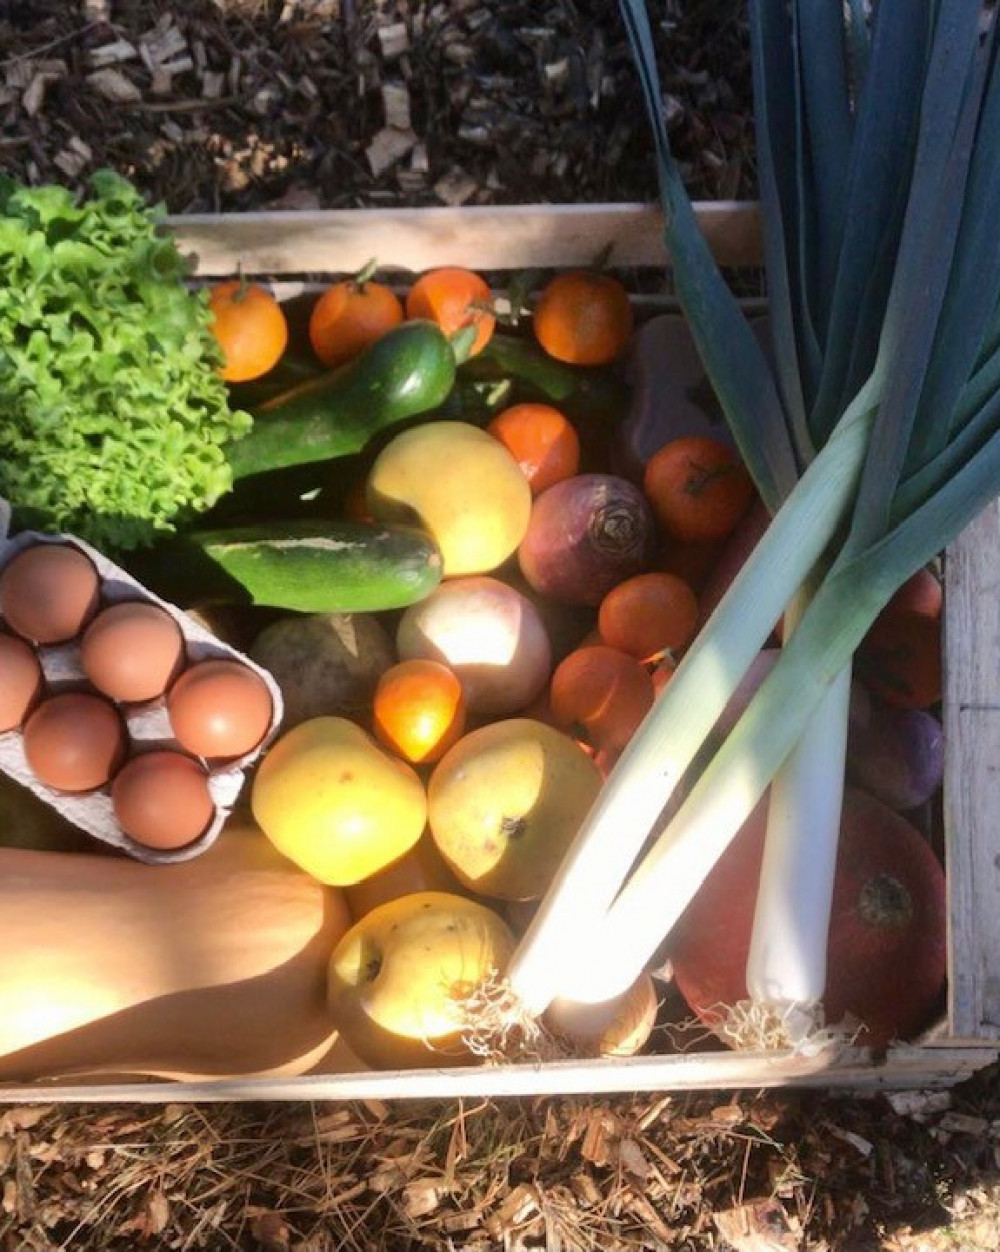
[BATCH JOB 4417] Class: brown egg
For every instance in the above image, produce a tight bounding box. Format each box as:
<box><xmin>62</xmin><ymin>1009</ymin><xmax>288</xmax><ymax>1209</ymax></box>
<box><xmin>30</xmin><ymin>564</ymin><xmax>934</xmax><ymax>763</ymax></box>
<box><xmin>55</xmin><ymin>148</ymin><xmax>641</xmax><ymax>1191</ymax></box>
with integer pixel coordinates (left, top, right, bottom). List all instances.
<box><xmin>81</xmin><ymin>601</ymin><xmax>185</xmax><ymax>703</ymax></box>
<box><xmin>167</xmin><ymin>659</ymin><xmax>274</xmax><ymax>761</ymax></box>
<box><xmin>0</xmin><ymin>543</ymin><xmax>100</xmax><ymax>644</ymax></box>
<box><xmin>111</xmin><ymin>751</ymin><xmax>216</xmax><ymax>850</ymax></box>
<box><xmin>0</xmin><ymin>633</ymin><xmax>44</xmax><ymax>732</ymax></box>
<box><xmin>22</xmin><ymin>691</ymin><xmax>126</xmax><ymax>793</ymax></box>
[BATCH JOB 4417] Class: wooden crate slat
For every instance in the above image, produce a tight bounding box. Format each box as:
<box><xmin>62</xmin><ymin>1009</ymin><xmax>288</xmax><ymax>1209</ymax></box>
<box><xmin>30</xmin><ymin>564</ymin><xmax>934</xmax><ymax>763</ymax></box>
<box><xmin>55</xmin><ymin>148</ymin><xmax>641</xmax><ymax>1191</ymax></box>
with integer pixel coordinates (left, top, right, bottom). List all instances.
<box><xmin>0</xmin><ymin>1041</ymin><xmax>993</xmax><ymax>1104</ymax></box>
<box><xmin>944</xmin><ymin>496</ymin><xmax>1000</xmax><ymax>1039</ymax></box>
<box><xmin>165</xmin><ymin>201</ymin><xmax>763</xmax><ymax>276</ymax></box>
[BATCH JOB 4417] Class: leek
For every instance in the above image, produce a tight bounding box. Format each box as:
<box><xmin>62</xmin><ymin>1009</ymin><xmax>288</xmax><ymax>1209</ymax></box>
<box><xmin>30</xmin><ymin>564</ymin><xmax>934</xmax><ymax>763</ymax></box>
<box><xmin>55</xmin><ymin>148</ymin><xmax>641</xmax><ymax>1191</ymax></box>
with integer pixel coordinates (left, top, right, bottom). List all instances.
<box><xmin>505</xmin><ymin>0</ymin><xmax>1000</xmax><ymax>1038</ymax></box>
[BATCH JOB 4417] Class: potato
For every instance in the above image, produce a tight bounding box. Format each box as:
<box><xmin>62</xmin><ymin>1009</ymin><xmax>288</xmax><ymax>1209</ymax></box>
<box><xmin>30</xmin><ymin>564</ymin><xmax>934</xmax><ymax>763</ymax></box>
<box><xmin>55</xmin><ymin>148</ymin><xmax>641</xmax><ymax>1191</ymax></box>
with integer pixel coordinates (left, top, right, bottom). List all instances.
<box><xmin>250</xmin><ymin>613</ymin><xmax>394</xmax><ymax>728</ymax></box>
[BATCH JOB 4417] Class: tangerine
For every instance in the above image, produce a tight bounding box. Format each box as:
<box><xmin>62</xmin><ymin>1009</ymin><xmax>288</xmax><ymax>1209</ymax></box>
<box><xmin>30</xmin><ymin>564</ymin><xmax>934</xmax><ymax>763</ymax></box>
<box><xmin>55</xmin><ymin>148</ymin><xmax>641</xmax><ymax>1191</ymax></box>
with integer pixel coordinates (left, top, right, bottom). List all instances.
<box><xmin>373</xmin><ymin>659</ymin><xmax>468</xmax><ymax>765</ymax></box>
<box><xmin>405</xmin><ymin>267</ymin><xmax>496</xmax><ymax>357</ymax></box>
<box><xmin>856</xmin><ymin>609</ymin><xmax>942</xmax><ymax>710</ymax></box>
<box><xmin>598</xmin><ymin>571</ymin><xmax>699</xmax><ymax>661</ymax></box>
<box><xmin>549</xmin><ymin>644</ymin><xmax>654</xmax><ymax>753</ymax></box>
<box><xmin>532</xmin><ymin>270</ymin><xmax>634</xmax><ymax>365</ymax></box>
<box><xmin>884</xmin><ymin>566</ymin><xmax>943</xmax><ymax>620</ymax></box>
<box><xmin>309</xmin><ymin>269</ymin><xmax>404</xmax><ymax>368</ymax></box>
<box><xmin>643</xmin><ymin>436</ymin><xmax>756</xmax><ymax>543</ymax></box>
<box><xmin>208</xmin><ymin>279</ymin><xmax>288</xmax><ymax>383</ymax></box>
<box><xmin>485</xmin><ymin>402</ymin><xmax>581</xmax><ymax>495</ymax></box>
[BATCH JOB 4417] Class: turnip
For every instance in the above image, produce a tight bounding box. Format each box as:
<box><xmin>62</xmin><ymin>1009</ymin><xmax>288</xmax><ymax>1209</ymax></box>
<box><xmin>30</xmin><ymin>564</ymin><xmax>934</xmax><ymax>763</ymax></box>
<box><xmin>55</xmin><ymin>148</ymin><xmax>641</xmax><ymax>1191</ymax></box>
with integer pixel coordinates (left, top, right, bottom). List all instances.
<box><xmin>615</xmin><ymin>313</ymin><xmax>738</xmax><ymax>482</ymax></box>
<box><xmin>517</xmin><ymin>473</ymin><xmax>656</xmax><ymax>607</ymax></box>
<box><xmin>396</xmin><ymin>576</ymin><xmax>552</xmax><ymax>716</ymax></box>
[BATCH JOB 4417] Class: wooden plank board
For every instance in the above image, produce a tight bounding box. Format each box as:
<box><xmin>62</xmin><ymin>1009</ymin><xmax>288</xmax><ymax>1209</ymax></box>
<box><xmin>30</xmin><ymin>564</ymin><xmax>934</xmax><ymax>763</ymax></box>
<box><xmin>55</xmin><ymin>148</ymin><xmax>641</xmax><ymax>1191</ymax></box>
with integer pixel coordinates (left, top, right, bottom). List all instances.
<box><xmin>165</xmin><ymin>201</ymin><xmax>763</xmax><ymax>277</ymax></box>
<box><xmin>943</xmin><ymin>496</ymin><xmax>1000</xmax><ymax>1039</ymax></box>
<box><xmin>0</xmin><ymin>1043</ymin><xmax>993</xmax><ymax>1104</ymax></box>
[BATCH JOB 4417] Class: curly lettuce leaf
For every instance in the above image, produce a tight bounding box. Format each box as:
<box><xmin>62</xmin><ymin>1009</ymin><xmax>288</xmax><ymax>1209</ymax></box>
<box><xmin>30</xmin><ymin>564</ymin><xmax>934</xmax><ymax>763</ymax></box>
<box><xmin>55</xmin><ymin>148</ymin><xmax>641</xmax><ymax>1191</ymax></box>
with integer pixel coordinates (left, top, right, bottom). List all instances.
<box><xmin>0</xmin><ymin>171</ymin><xmax>251</xmax><ymax>549</ymax></box>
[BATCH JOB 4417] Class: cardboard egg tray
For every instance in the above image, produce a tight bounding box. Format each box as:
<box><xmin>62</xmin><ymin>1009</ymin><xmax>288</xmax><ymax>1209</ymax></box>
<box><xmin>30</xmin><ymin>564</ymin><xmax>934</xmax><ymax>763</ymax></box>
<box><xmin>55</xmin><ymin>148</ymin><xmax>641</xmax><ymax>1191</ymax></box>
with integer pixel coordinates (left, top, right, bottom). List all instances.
<box><xmin>0</xmin><ymin>502</ymin><xmax>283</xmax><ymax>865</ymax></box>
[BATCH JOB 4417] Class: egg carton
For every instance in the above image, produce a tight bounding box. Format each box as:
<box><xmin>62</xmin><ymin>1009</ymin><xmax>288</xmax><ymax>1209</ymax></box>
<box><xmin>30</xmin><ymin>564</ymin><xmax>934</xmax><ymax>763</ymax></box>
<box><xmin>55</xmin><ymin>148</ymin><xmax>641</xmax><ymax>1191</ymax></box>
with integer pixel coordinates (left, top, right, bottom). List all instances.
<box><xmin>0</xmin><ymin>500</ymin><xmax>284</xmax><ymax>865</ymax></box>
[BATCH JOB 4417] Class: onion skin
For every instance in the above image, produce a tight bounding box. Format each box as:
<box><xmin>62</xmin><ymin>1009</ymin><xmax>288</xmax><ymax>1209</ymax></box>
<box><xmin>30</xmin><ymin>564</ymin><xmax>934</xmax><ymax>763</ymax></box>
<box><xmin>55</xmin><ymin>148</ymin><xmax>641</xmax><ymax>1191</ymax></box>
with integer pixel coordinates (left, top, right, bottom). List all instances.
<box><xmin>668</xmin><ymin>787</ymin><xmax>947</xmax><ymax>1048</ymax></box>
<box><xmin>396</xmin><ymin>576</ymin><xmax>552</xmax><ymax>717</ymax></box>
<box><xmin>518</xmin><ymin>473</ymin><xmax>656</xmax><ymax>606</ymax></box>
<box><xmin>545</xmin><ymin>972</ymin><xmax>659</xmax><ymax>1057</ymax></box>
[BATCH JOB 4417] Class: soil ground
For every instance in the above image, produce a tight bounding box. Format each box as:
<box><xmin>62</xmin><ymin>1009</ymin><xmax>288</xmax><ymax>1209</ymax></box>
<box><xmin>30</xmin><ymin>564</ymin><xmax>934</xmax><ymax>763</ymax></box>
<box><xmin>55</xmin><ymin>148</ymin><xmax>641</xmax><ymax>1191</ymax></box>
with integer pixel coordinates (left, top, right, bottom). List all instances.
<box><xmin>2</xmin><ymin>3</ymin><xmax>1000</xmax><ymax>1250</ymax></box>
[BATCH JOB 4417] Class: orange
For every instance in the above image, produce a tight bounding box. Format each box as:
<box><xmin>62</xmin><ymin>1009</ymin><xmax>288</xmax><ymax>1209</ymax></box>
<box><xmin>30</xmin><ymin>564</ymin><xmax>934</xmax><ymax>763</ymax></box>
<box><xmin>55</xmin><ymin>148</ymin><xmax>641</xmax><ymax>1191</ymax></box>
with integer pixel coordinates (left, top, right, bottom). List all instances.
<box><xmin>549</xmin><ymin>644</ymin><xmax>655</xmax><ymax>754</ymax></box>
<box><xmin>485</xmin><ymin>402</ymin><xmax>581</xmax><ymax>495</ymax></box>
<box><xmin>308</xmin><ymin>272</ymin><xmax>404</xmax><ymax>368</ymax></box>
<box><xmin>598</xmin><ymin>571</ymin><xmax>699</xmax><ymax>662</ymax></box>
<box><xmin>885</xmin><ymin>566</ymin><xmax>943</xmax><ymax>620</ymax></box>
<box><xmin>405</xmin><ymin>267</ymin><xmax>496</xmax><ymax>357</ymax></box>
<box><xmin>373</xmin><ymin>659</ymin><xmax>468</xmax><ymax>765</ymax></box>
<box><xmin>643</xmin><ymin>436</ymin><xmax>756</xmax><ymax>543</ymax></box>
<box><xmin>532</xmin><ymin>270</ymin><xmax>634</xmax><ymax>365</ymax></box>
<box><xmin>208</xmin><ymin>279</ymin><xmax>288</xmax><ymax>383</ymax></box>
<box><xmin>857</xmin><ymin>609</ymin><xmax>942</xmax><ymax>710</ymax></box>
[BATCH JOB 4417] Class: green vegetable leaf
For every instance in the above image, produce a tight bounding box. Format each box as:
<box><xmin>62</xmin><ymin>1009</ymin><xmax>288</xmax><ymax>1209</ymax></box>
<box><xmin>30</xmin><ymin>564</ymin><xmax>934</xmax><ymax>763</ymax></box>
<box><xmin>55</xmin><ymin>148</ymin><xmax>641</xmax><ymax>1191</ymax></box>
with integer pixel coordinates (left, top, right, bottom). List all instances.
<box><xmin>0</xmin><ymin>170</ymin><xmax>250</xmax><ymax>550</ymax></box>
<box><xmin>619</xmin><ymin>0</ymin><xmax>800</xmax><ymax>511</ymax></box>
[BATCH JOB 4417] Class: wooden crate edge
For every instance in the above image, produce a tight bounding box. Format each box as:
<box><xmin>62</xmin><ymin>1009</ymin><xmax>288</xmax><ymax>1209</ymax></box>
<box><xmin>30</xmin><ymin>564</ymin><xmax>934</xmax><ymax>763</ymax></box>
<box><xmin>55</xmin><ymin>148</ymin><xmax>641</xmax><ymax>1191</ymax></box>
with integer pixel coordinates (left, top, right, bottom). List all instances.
<box><xmin>1</xmin><ymin>1040</ymin><xmax>996</xmax><ymax>1105</ymax></box>
<box><xmin>165</xmin><ymin>200</ymin><xmax>763</xmax><ymax>276</ymax></box>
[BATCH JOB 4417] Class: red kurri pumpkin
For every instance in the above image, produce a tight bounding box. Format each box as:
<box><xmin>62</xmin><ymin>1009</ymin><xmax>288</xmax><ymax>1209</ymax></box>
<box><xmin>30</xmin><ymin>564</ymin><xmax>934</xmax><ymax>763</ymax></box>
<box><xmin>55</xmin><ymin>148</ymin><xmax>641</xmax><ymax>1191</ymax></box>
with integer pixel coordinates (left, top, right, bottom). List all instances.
<box><xmin>668</xmin><ymin>787</ymin><xmax>947</xmax><ymax>1049</ymax></box>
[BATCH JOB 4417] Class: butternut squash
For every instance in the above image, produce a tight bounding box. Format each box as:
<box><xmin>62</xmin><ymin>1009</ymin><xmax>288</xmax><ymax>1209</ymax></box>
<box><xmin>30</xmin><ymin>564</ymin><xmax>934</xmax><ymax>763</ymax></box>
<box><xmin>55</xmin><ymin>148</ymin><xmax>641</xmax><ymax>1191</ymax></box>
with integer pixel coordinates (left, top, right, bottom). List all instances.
<box><xmin>0</xmin><ymin>824</ymin><xmax>352</xmax><ymax>1083</ymax></box>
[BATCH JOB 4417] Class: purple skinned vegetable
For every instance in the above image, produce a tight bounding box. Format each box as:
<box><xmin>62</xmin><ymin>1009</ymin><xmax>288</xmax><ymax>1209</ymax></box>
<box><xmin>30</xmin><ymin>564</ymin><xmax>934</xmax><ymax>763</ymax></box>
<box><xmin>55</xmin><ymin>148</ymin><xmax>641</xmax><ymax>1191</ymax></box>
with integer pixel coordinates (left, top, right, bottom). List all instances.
<box><xmin>846</xmin><ymin>698</ymin><xmax>945</xmax><ymax>813</ymax></box>
<box><xmin>518</xmin><ymin>473</ymin><xmax>656</xmax><ymax>606</ymax></box>
<box><xmin>615</xmin><ymin>314</ymin><xmax>740</xmax><ymax>482</ymax></box>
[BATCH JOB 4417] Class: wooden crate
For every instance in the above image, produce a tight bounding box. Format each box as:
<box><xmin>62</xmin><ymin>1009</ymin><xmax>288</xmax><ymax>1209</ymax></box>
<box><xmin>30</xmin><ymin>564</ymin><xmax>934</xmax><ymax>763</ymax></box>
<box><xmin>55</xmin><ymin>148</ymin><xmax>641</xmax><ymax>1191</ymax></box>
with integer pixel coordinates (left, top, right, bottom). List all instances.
<box><xmin>2</xmin><ymin>202</ymin><xmax>997</xmax><ymax>1103</ymax></box>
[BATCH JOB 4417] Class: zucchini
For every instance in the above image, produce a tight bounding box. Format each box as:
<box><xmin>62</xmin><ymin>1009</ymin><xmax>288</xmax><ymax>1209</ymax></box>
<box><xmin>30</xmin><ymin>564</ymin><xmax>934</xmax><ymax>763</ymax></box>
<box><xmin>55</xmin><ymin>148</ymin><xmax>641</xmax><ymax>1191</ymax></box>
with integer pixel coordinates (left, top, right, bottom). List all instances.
<box><xmin>227</xmin><ymin>349</ymin><xmax>327</xmax><ymax>410</ymax></box>
<box><xmin>461</xmin><ymin>331</ymin><xmax>630</xmax><ymax>423</ymax></box>
<box><xmin>131</xmin><ymin>520</ymin><xmax>443</xmax><ymax>613</ymax></box>
<box><xmin>224</xmin><ymin>320</ymin><xmax>456</xmax><ymax>481</ymax></box>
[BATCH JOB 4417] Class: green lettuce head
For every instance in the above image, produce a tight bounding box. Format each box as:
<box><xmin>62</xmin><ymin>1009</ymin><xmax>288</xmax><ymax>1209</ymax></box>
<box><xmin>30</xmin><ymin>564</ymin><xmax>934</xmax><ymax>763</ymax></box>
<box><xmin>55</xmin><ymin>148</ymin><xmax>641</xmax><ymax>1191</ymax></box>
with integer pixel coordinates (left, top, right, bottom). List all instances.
<box><xmin>0</xmin><ymin>170</ymin><xmax>251</xmax><ymax>550</ymax></box>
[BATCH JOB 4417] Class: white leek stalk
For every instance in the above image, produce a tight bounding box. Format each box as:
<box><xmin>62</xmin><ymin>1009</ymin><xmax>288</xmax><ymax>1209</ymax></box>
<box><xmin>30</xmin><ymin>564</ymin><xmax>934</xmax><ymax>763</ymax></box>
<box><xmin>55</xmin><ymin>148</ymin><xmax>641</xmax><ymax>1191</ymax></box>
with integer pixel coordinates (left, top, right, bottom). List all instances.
<box><xmin>744</xmin><ymin>587</ymin><xmax>853</xmax><ymax>1042</ymax></box>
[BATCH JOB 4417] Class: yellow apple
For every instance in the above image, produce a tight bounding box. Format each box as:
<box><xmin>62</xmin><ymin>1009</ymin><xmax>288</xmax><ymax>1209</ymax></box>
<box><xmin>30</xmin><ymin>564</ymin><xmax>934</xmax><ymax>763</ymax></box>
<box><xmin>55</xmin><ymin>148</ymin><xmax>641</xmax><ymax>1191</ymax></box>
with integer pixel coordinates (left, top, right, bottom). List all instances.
<box><xmin>328</xmin><ymin>891</ymin><xmax>516</xmax><ymax>1069</ymax></box>
<box><xmin>251</xmin><ymin>717</ymin><xmax>426</xmax><ymax>886</ymax></box>
<box><xmin>427</xmin><ymin>718</ymin><xmax>603</xmax><ymax>901</ymax></box>
<box><xmin>343</xmin><ymin>831</ymin><xmax>467</xmax><ymax>923</ymax></box>
<box><xmin>366</xmin><ymin>421</ymin><xmax>532</xmax><ymax>576</ymax></box>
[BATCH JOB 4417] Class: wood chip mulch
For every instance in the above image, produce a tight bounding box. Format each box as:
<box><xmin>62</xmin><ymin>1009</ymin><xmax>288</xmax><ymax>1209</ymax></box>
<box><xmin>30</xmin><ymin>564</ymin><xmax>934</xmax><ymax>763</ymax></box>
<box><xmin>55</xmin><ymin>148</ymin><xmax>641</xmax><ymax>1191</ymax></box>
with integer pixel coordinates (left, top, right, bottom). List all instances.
<box><xmin>1</xmin><ymin>1066</ymin><xmax>1000</xmax><ymax>1251</ymax></box>
<box><xmin>1</xmin><ymin>0</ymin><xmax>756</xmax><ymax>212</ymax></box>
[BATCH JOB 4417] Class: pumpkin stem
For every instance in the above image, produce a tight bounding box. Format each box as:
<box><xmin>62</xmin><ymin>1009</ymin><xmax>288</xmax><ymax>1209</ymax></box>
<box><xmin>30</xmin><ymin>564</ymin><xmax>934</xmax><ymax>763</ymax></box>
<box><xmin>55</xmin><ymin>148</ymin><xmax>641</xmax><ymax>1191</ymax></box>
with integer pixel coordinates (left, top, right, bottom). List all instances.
<box><xmin>857</xmin><ymin>873</ymin><xmax>914</xmax><ymax>930</ymax></box>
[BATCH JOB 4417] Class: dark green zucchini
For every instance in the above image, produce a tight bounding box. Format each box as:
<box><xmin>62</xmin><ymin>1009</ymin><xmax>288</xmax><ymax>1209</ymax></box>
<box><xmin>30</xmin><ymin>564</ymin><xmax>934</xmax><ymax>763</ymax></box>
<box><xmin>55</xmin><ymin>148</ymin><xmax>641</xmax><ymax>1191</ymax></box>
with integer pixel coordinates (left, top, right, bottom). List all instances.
<box><xmin>224</xmin><ymin>320</ymin><xmax>457</xmax><ymax>481</ymax></box>
<box><xmin>461</xmin><ymin>331</ymin><xmax>630</xmax><ymax>423</ymax></box>
<box><xmin>131</xmin><ymin>520</ymin><xmax>443</xmax><ymax>613</ymax></box>
<box><xmin>226</xmin><ymin>349</ymin><xmax>327</xmax><ymax>410</ymax></box>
